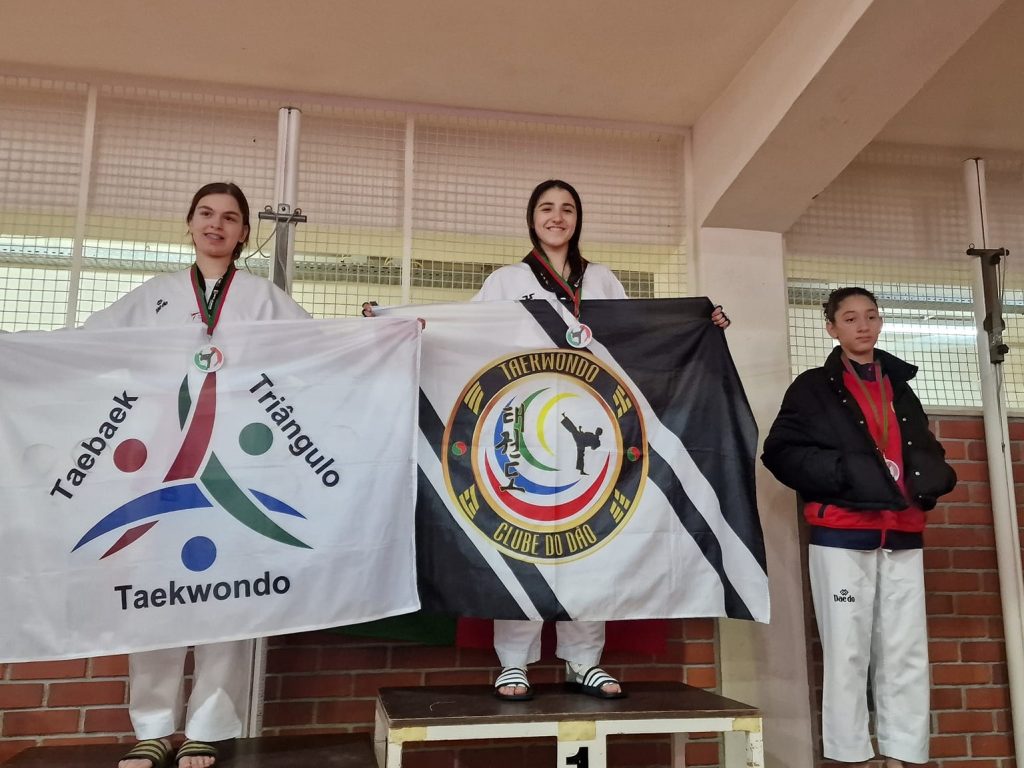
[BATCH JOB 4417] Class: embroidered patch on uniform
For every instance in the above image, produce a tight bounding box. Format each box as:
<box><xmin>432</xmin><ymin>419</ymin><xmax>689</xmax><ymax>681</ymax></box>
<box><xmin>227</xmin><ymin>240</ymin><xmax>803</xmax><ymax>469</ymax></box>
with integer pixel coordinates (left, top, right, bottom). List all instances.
<box><xmin>156</xmin><ymin>299</ymin><xmax>168</xmax><ymax>314</ymax></box>
<box><xmin>833</xmin><ymin>588</ymin><xmax>856</xmax><ymax>603</ymax></box>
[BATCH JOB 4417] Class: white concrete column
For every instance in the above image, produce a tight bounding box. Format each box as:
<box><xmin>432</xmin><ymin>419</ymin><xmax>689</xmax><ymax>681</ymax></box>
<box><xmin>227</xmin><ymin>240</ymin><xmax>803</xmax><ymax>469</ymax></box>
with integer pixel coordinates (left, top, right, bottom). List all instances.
<box><xmin>694</xmin><ymin>227</ymin><xmax>813</xmax><ymax>768</ymax></box>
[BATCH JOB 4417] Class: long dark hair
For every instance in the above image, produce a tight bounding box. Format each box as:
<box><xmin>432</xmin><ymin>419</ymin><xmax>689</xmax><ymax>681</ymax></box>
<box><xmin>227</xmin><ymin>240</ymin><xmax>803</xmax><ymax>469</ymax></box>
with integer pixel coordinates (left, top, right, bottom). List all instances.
<box><xmin>527</xmin><ymin>179</ymin><xmax>585</xmax><ymax>278</ymax></box>
<box><xmin>186</xmin><ymin>181</ymin><xmax>251</xmax><ymax>260</ymax></box>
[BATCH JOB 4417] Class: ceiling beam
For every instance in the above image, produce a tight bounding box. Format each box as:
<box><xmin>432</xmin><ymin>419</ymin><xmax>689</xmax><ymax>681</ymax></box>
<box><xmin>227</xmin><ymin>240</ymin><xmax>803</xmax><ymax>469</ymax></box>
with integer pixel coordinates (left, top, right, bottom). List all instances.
<box><xmin>692</xmin><ymin>0</ymin><xmax>1006</xmax><ymax>233</ymax></box>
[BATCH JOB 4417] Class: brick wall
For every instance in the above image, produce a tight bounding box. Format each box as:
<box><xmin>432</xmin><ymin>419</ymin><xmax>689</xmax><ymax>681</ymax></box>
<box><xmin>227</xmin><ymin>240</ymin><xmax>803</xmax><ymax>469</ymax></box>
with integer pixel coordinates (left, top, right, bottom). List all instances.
<box><xmin>0</xmin><ymin>656</ymin><xmax>130</xmax><ymax>763</ymax></box>
<box><xmin>1</xmin><ymin>413</ymin><xmax>1017</xmax><ymax>767</ymax></box>
<box><xmin>0</xmin><ymin>619</ymin><xmax>719</xmax><ymax>766</ymax></box>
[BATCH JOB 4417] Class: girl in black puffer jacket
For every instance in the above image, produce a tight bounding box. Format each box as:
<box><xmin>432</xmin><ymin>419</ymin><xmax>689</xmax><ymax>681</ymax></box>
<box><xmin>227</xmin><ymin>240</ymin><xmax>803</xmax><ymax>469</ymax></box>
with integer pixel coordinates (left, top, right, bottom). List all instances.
<box><xmin>762</xmin><ymin>287</ymin><xmax>956</xmax><ymax>768</ymax></box>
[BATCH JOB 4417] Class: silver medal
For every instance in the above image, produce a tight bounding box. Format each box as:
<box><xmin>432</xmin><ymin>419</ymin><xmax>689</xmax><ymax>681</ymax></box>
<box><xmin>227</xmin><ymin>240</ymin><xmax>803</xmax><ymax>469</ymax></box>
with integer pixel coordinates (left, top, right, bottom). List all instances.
<box><xmin>566</xmin><ymin>323</ymin><xmax>593</xmax><ymax>349</ymax></box>
<box><xmin>193</xmin><ymin>344</ymin><xmax>225</xmax><ymax>372</ymax></box>
<box><xmin>885</xmin><ymin>457</ymin><xmax>900</xmax><ymax>481</ymax></box>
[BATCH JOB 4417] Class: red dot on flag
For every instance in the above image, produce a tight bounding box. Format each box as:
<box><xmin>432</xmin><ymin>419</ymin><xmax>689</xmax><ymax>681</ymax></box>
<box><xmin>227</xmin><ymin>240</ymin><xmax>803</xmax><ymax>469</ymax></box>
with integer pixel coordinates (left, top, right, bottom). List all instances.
<box><xmin>114</xmin><ymin>439</ymin><xmax>148</xmax><ymax>472</ymax></box>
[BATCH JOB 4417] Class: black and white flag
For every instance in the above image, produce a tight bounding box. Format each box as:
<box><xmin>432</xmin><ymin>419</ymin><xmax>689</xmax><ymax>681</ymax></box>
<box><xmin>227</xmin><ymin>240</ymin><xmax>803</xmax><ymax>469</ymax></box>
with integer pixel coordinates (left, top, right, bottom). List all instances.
<box><xmin>386</xmin><ymin>297</ymin><xmax>769</xmax><ymax>623</ymax></box>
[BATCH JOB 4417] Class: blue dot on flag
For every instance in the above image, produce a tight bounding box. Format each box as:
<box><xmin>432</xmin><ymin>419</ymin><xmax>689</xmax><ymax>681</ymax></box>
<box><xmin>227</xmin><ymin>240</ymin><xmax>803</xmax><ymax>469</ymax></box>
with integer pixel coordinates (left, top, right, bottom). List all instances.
<box><xmin>182</xmin><ymin>536</ymin><xmax>217</xmax><ymax>571</ymax></box>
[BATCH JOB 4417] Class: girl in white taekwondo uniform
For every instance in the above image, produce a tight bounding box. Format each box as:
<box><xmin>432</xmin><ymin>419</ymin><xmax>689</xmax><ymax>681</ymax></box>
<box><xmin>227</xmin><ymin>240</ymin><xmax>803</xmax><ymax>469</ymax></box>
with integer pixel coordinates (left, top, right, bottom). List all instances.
<box><xmin>474</xmin><ymin>179</ymin><xmax>730</xmax><ymax>701</ymax></box>
<box><xmin>86</xmin><ymin>182</ymin><xmax>309</xmax><ymax>768</ymax></box>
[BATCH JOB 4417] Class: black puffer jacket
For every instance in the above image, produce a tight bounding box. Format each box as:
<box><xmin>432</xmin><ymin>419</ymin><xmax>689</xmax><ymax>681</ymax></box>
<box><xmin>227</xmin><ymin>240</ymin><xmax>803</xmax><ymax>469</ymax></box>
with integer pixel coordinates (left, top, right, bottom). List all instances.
<box><xmin>762</xmin><ymin>346</ymin><xmax>956</xmax><ymax>511</ymax></box>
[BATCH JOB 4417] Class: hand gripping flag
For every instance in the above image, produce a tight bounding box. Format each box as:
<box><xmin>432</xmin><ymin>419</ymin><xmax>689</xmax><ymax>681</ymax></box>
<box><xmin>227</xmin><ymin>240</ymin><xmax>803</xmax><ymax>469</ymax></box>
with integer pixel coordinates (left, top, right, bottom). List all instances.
<box><xmin>386</xmin><ymin>297</ymin><xmax>769</xmax><ymax>623</ymax></box>
<box><xmin>0</xmin><ymin>317</ymin><xmax>422</xmax><ymax>661</ymax></box>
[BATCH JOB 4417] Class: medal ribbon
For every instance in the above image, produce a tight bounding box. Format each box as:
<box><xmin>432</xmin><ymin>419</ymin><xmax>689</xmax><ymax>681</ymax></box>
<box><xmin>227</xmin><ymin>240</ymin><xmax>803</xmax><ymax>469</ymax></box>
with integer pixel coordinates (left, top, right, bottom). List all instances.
<box><xmin>524</xmin><ymin>250</ymin><xmax>584</xmax><ymax>318</ymax></box>
<box><xmin>191</xmin><ymin>263</ymin><xmax>237</xmax><ymax>336</ymax></box>
<box><xmin>842</xmin><ymin>353</ymin><xmax>889</xmax><ymax>452</ymax></box>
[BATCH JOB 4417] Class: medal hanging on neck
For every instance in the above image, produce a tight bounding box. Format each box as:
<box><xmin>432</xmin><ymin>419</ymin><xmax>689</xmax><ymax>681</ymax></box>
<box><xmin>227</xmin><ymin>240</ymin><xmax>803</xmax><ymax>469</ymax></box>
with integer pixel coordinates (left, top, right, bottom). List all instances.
<box><xmin>190</xmin><ymin>263</ymin><xmax>236</xmax><ymax>371</ymax></box>
<box><xmin>525</xmin><ymin>250</ymin><xmax>591</xmax><ymax>348</ymax></box>
<box><xmin>842</xmin><ymin>353</ymin><xmax>899</xmax><ymax>481</ymax></box>
<box><xmin>191</xmin><ymin>262</ymin><xmax>237</xmax><ymax>336</ymax></box>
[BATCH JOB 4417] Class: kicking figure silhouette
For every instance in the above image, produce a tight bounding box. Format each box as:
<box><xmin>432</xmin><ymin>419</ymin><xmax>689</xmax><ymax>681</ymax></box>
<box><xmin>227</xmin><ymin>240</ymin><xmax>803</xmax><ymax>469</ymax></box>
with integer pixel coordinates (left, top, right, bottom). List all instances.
<box><xmin>560</xmin><ymin>414</ymin><xmax>603</xmax><ymax>475</ymax></box>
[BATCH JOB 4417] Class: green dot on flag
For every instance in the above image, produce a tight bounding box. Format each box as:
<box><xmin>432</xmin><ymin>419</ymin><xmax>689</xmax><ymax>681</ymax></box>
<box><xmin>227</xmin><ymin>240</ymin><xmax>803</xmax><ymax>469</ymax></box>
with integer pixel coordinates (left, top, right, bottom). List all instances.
<box><xmin>239</xmin><ymin>423</ymin><xmax>273</xmax><ymax>455</ymax></box>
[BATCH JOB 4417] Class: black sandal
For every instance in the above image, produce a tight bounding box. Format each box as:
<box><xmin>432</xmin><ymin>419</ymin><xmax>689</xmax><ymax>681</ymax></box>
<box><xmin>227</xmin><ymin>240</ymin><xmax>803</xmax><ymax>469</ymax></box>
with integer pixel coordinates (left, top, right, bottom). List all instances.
<box><xmin>565</xmin><ymin>663</ymin><xmax>626</xmax><ymax>699</ymax></box>
<box><xmin>120</xmin><ymin>739</ymin><xmax>173</xmax><ymax>768</ymax></box>
<box><xmin>494</xmin><ymin>666</ymin><xmax>534</xmax><ymax>701</ymax></box>
<box><xmin>176</xmin><ymin>739</ymin><xmax>218</xmax><ymax>766</ymax></box>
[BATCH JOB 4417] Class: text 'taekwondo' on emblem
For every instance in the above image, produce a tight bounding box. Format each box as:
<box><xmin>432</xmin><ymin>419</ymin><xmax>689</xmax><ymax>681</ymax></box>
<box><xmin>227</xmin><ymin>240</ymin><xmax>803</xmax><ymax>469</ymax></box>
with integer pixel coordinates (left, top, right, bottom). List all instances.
<box><xmin>443</xmin><ymin>349</ymin><xmax>647</xmax><ymax>563</ymax></box>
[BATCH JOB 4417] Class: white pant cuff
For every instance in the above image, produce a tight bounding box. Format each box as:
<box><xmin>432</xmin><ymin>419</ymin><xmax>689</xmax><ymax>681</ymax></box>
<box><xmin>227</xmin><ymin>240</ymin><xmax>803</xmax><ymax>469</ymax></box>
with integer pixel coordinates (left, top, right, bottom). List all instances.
<box><xmin>562</xmin><ymin>655</ymin><xmax>602</xmax><ymax>669</ymax></box>
<box><xmin>879</xmin><ymin>742</ymin><xmax>928</xmax><ymax>765</ymax></box>
<box><xmin>131</xmin><ymin>717</ymin><xmax>177</xmax><ymax>741</ymax></box>
<box><xmin>822</xmin><ymin>744</ymin><xmax>875</xmax><ymax>763</ymax></box>
<box><xmin>184</xmin><ymin>727</ymin><xmax>242</xmax><ymax>742</ymax></box>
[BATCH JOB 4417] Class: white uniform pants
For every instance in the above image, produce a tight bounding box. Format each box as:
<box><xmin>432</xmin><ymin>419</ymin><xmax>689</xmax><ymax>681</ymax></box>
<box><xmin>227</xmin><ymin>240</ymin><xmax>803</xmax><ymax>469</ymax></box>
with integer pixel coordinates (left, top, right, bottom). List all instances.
<box><xmin>493</xmin><ymin>619</ymin><xmax>605</xmax><ymax>669</ymax></box>
<box><xmin>128</xmin><ymin>640</ymin><xmax>252</xmax><ymax>741</ymax></box>
<box><xmin>809</xmin><ymin>545</ymin><xmax>929</xmax><ymax>764</ymax></box>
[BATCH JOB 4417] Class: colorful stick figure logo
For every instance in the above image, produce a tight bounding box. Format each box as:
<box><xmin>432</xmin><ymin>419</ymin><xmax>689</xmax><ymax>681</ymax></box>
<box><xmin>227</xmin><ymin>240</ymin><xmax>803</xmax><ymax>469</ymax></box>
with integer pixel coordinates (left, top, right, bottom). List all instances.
<box><xmin>193</xmin><ymin>344</ymin><xmax>224</xmax><ymax>372</ymax></box>
<box><xmin>72</xmin><ymin>366</ymin><xmax>310</xmax><ymax>572</ymax></box>
<box><xmin>443</xmin><ymin>349</ymin><xmax>646</xmax><ymax>563</ymax></box>
<box><xmin>565</xmin><ymin>323</ymin><xmax>593</xmax><ymax>349</ymax></box>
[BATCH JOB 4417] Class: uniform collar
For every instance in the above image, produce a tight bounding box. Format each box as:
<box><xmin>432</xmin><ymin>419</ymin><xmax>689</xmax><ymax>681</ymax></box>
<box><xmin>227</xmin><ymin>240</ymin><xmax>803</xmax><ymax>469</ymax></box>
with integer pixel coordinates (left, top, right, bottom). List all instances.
<box><xmin>824</xmin><ymin>345</ymin><xmax>917</xmax><ymax>383</ymax></box>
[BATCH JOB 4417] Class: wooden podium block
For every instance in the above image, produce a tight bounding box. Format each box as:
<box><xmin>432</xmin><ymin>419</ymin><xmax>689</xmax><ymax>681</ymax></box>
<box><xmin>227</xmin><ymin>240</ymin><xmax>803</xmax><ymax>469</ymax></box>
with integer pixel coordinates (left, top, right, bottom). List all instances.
<box><xmin>373</xmin><ymin>682</ymin><xmax>763</xmax><ymax>768</ymax></box>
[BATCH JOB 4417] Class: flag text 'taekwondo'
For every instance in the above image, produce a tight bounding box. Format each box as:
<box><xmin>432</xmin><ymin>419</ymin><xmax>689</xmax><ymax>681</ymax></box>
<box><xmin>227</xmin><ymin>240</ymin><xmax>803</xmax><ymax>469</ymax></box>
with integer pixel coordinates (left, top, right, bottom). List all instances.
<box><xmin>386</xmin><ymin>298</ymin><xmax>770</xmax><ymax>623</ymax></box>
<box><xmin>0</xmin><ymin>317</ymin><xmax>422</xmax><ymax>661</ymax></box>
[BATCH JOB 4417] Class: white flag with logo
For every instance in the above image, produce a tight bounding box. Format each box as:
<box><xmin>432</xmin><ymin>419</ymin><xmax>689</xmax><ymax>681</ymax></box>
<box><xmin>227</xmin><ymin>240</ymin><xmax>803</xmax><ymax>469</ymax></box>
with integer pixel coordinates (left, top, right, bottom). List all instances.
<box><xmin>385</xmin><ymin>298</ymin><xmax>769</xmax><ymax>623</ymax></box>
<box><xmin>0</xmin><ymin>317</ymin><xmax>421</xmax><ymax>662</ymax></box>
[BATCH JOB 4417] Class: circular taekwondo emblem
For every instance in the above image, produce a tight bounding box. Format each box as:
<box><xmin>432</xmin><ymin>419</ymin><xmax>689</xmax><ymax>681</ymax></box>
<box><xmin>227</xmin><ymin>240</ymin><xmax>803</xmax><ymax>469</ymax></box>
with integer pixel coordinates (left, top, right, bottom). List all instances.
<box><xmin>443</xmin><ymin>349</ymin><xmax>647</xmax><ymax>564</ymax></box>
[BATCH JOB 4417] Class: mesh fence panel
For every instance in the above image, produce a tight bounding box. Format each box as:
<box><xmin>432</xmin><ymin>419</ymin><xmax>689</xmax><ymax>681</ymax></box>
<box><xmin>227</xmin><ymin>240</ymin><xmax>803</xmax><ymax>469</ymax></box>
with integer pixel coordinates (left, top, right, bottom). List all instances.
<box><xmin>76</xmin><ymin>87</ymin><xmax>279</xmax><ymax>324</ymax></box>
<box><xmin>0</xmin><ymin>78</ymin><xmax>88</xmax><ymax>330</ymax></box>
<box><xmin>782</xmin><ymin>145</ymin><xmax>1024</xmax><ymax>409</ymax></box>
<box><xmin>288</xmin><ymin>106</ymin><xmax>406</xmax><ymax>318</ymax></box>
<box><xmin>0</xmin><ymin>75</ymin><xmax>689</xmax><ymax>327</ymax></box>
<box><xmin>410</xmin><ymin>118</ymin><xmax>685</xmax><ymax>303</ymax></box>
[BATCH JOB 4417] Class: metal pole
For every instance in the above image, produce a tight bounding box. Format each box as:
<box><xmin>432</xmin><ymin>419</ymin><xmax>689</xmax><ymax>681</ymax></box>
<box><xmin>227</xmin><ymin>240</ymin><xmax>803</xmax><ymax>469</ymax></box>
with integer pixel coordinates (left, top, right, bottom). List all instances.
<box><xmin>962</xmin><ymin>157</ymin><xmax>1024</xmax><ymax>768</ymax></box>
<box><xmin>243</xmin><ymin>107</ymin><xmax>303</xmax><ymax>737</ymax></box>
<box><xmin>244</xmin><ymin>637</ymin><xmax>266</xmax><ymax>738</ymax></box>
<box><xmin>65</xmin><ymin>84</ymin><xmax>98</xmax><ymax>328</ymax></box>
<box><xmin>401</xmin><ymin>116</ymin><xmax>415</xmax><ymax>304</ymax></box>
<box><xmin>270</xmin><ymin>107</ymin><xmax>302</xmax><ymax>292</ymax></box>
